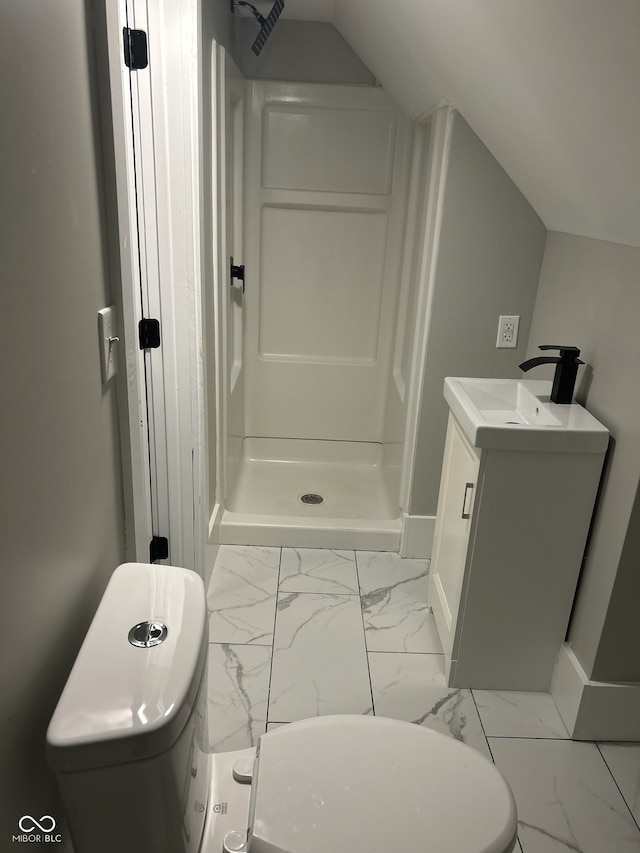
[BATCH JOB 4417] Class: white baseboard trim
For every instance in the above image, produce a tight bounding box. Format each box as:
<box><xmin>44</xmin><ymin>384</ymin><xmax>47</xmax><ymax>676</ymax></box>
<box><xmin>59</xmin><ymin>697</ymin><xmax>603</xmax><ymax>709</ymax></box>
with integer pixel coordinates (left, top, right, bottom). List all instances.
<box><xmin>400</xmin><ymin>514</ymin><xmax>436</xmax><ymax>558</ymax></box>
<box><xmin>551</xmin><ymin>643</ymin><xmax>640</xmax><ymax>741</ymax></box>
<box><xmin>550</xmin><ymin>643</ymin><xmax>586</xmax><ymax>734</ymax></box>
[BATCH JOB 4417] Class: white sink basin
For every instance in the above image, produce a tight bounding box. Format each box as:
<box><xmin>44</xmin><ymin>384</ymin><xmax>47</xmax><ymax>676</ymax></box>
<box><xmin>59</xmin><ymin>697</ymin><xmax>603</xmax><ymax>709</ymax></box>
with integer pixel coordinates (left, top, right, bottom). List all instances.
<box><xmin>444</xmin><ymin>377</ymin><xmax>609</xmax><ymax>452</ymax></box>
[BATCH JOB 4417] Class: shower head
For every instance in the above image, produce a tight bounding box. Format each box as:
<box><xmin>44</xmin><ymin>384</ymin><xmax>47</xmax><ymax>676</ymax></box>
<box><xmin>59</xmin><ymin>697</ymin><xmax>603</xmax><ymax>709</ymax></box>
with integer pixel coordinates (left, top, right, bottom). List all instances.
<box><xmin>231</xmin><ymin>0</ymin><xmax>285</xmax><ymax>56</ymax></box>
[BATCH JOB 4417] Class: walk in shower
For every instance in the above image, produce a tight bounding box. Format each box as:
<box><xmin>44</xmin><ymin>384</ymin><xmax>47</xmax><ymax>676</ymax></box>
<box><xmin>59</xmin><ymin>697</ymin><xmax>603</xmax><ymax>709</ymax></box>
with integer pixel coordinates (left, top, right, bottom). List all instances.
<box><xmin>212</xmin><ymin>70</ymin><xmax>435</xmax><ymax>551</ymax></box>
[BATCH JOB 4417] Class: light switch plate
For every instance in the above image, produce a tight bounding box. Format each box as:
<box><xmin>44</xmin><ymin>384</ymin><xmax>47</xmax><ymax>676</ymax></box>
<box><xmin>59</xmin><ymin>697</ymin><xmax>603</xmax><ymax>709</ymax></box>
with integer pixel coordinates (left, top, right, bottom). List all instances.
<box><xmin>98</xmin><ymin>306</ymin><xmax>118</xmax><ymax>383</ymax></box>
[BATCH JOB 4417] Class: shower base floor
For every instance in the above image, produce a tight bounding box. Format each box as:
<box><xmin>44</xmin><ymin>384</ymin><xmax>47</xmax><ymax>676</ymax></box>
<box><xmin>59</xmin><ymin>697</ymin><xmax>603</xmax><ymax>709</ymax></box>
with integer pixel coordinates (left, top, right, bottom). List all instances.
<box><xmin>220</xmin><ymin>438</ymin><xmax>401</xmax><ymax>550</ymax></box>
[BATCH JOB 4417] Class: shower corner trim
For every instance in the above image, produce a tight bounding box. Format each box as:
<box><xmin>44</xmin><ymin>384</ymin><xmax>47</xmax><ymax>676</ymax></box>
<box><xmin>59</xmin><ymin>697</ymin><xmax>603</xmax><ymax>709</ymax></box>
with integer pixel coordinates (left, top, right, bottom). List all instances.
<box><xmin>398</xmin><ymin>104</ymin><xmax>455</xmax><ymax>516</ymax></box>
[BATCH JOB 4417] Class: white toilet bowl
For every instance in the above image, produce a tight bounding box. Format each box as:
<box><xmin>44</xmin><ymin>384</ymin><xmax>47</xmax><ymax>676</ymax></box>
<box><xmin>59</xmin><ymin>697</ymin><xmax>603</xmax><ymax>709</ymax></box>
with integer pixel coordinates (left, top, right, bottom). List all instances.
<box><xmin>47</xmin><ymin>563</ymin><xmax>517</xmax><ymax>853</ymax></box>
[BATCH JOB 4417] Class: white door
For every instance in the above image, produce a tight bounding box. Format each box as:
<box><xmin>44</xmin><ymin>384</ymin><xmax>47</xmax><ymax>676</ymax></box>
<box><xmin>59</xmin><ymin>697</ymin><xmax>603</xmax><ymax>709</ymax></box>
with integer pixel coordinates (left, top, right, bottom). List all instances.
<box><xmin>119</xmin><ymin>0</ymin><xmax>171</xmax><ymax>561</ymax></box>
<box><xmin>107</xmin><ymin>0</ymin><xmax>204</xmax><ymax>571</ymax></box>
<box><xmin>243</xmin><ymin>82</ymin><xmax>411</xmax><ymax>443</ymax></box>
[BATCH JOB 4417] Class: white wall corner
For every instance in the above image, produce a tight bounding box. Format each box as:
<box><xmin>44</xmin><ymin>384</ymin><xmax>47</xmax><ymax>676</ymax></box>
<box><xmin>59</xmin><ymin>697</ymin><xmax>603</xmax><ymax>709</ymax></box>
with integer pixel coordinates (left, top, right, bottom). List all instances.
<box><xmin>550</xmin><ymin>642</ymin><xmax>588</xmax><ymax>735</ymax></box>
<box><xmin>415</xmin><ymin>97</ymin><xmax>455</xmax><ymax>126</ymax></box>
<box><xmin>551</xmin><ymin>642</ymin><xmax>640</xmax><ymax>741</ymax></box>
<box><xmin>400</xmin><ymin>513</ymin><xmax>435</xmax><ymax>558</ymax></box>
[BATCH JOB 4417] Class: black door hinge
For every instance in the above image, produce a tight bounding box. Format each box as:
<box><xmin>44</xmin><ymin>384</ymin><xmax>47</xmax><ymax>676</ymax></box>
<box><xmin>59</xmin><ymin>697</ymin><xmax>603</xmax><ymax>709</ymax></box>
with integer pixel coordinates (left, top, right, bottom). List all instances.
<box><xmin>123</xmin><ymin>27</ymin><xmax>148</xmax><ymax>70</ymax></box>
<box><xmin>230</xmin><ymin>257</ymin><xmax>245</xmax><ymax>293</ymax></box>
<box><xmin>139</xmin><ymin>318</ymin><xmax>160</xmax><ymax>349</ymax></box>
<box><xmin>150</xmin><ymin>535</ymin><xmax>169</xmax><ymax>563</ymax></box>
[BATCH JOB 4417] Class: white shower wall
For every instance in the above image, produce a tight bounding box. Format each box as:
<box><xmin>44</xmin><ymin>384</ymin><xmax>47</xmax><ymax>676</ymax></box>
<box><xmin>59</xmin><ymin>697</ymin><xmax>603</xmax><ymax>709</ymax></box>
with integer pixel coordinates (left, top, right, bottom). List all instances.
<box><xmin>382</xmin><ymin>121</ymin><xmax>433</xmax><ymax>509</ymax></box>
<box><xmin>243</xmin><ymin>81</ymin><xmax>412</xmax><ymax>443</ymax></box>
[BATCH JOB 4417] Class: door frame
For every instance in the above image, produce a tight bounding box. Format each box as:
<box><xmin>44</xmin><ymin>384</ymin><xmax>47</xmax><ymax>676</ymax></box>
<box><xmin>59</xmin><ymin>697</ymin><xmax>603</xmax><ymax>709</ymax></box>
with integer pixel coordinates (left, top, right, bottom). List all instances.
<box><xmin>102</xmin><ymin>0</ymin><xmax>205</xmax><ymax>574</ymax></box>
<box><xmin>210</xmin><ymin>45</ymin><xmax>247</xmax><ymax>532</ymax></box>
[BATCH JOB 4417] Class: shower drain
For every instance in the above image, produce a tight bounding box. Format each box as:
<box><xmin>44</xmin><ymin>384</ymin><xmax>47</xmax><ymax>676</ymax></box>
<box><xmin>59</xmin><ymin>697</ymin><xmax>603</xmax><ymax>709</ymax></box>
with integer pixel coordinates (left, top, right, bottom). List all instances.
<box><xmin>299</xmin><ymin>493</ymin><xmax>324</xmax><ymax>505</ymax></box>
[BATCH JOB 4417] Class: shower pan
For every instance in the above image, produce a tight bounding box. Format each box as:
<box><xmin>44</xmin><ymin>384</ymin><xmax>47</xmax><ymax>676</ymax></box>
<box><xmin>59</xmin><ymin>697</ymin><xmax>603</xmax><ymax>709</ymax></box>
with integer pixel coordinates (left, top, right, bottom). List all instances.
<box><xmin>222</xmin><ymin>437</ymin><xmax>401</xmax><ymax>549</ymax></box>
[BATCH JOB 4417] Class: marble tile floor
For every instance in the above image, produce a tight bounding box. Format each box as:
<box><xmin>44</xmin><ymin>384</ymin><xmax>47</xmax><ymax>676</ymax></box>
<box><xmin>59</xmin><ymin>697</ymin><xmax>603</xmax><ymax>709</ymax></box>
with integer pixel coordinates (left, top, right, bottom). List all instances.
<box><xmin>206</xmin><ymin>545</ymin><xmax>640</xmax><ymax>852</ymax></box>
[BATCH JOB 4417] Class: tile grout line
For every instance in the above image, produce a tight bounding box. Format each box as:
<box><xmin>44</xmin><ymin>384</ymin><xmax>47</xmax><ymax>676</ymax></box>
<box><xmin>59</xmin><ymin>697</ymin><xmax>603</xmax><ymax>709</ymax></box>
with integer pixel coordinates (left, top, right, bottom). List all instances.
<box><xmin>363</xmin><ymin>649</ymin><xmax>445</xmax><ymax>656</ymax></box>
<box><xmin>354</xmin><ymin>550</ymin><xmax>377</xmax><ymax>717</ymax></box>
<box><xmin>470</xmin><ymin>689</ymin><xmax>495</xmax><ymax>764</ymax></box>
<box><xmin>479</xmin><ymin>734</ymin><xmax>585</xmax><ymax>741</ymax></box>
<box><xmin>477</xmin><ymin>726</ymin><xmax>522</xmax><ymax>853</ymax></box>
<box><xmin>595</xmin><ymin>742</ymin><xmax>640</xmax><ymax>832</ymax></box>
<box><xmin>264</xmin><ymin>547</ymin><xmax>282</xmax><ymax>730</ymax></box>
<box><xmin>277</xmin><ymin>590</ymin><xmax>361</xmax><ymax>596</ymax></box>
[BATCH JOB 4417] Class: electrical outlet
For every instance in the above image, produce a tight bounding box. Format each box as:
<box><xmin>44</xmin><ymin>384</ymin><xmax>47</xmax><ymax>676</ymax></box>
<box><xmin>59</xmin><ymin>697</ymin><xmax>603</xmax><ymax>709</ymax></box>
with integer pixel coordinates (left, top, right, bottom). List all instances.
<box><xmin>496</xmin><ymin>314</ymin><xmax>520</xmax><ymax>349</ymax></box>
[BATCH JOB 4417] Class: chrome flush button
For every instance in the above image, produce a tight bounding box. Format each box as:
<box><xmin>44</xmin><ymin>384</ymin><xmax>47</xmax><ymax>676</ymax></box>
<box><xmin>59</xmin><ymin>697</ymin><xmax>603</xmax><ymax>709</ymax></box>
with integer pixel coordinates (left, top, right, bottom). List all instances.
<box><xmin>128</xmin><ymin>621</ymin><xmax>168</xmax><ymax>648</ymax></box>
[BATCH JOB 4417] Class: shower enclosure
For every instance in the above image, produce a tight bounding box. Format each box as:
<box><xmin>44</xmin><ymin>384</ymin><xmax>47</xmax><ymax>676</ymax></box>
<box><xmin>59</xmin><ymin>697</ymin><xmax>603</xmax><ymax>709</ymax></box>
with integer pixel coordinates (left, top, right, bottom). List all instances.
<box><xmin>210</xmin><ymin>50</ymin><xmax>442</xmax><ymax>552</ymax></box>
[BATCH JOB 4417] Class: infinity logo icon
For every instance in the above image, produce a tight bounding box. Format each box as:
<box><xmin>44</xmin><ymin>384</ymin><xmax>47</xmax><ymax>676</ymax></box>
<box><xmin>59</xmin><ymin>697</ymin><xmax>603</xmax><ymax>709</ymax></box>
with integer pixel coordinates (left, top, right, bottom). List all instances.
<box><xmin>18</xmin><ymin>815</ymin><xmax>56</xmax><ymax>833</ymax></box>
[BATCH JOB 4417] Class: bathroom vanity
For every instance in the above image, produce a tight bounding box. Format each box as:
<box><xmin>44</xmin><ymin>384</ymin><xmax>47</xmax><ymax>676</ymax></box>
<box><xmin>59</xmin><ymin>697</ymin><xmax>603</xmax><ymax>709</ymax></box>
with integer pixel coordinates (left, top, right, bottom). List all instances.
<box><xmin>429</xmin><ymin>378</ymin><xmax>609</xmax><ymax>691</ymax></box>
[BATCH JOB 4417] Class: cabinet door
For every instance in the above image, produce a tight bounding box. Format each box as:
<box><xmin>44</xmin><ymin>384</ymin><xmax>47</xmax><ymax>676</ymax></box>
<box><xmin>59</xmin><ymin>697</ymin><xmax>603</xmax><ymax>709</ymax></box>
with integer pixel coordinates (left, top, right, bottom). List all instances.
<box><xmin>429</xmin><ymin>415</ymin><xmax>480</xmax><ymax>662</ymax></box>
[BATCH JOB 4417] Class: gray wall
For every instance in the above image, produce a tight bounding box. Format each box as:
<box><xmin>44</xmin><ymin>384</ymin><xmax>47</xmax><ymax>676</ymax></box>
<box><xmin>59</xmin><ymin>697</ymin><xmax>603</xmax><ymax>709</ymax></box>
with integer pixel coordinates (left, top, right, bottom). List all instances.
<box><xmin>210</xmin><ymin>0</ymin><xmax>240</xmax><ymax>61</ymax></box>
<box><xmin>526</xmin><ymin>232</ymin><xmax>640</xmax><ymax>682</ymax></box>
<box><xmin>410</xmin><ymin>114</ymin><xmax>547</xmax><ymax>515</ymax></box>
<box><xmin>211</xmin><ymin>8</ymin><xmax>375</xmax><ymax>85</ymax></box>
<box><xmin>0</xmin><ymin>0</ymin><xmax>126</xmax><ymax>845</ymax></box>
<box><xmin>238</xmin><ymin>20</ymin><xmax>375</xmax><ymax>84</ymax></box>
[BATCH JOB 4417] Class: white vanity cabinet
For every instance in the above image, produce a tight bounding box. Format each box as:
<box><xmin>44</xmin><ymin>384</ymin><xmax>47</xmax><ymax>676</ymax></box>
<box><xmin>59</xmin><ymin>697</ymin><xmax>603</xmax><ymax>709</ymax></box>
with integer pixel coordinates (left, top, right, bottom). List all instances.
<box><xmin>429</xmin><ymin>415</ymin><xmax>479</xmax><ymax>667</ymax></box>
<box><xmin>429</xmin><ymin>410</ymin><xmax>607</xmax><ymax>691</ymax></box>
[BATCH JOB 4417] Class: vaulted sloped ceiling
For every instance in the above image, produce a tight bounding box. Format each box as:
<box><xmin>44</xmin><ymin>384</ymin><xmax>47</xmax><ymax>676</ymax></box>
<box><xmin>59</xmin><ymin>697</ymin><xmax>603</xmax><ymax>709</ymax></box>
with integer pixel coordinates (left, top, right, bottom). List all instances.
<box><xmin>284</xmin><ymin>0</ymin><xmax>640</xmax><ymax>248</ymax></box>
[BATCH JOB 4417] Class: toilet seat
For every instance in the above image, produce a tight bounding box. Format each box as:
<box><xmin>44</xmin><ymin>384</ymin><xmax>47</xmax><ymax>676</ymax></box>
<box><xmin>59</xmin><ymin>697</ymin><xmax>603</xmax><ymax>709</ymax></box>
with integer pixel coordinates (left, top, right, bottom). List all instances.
<box><xmin>242</xmin><ymin>715</ymin><xmax>517</xmax><ymax>853</ymax></box>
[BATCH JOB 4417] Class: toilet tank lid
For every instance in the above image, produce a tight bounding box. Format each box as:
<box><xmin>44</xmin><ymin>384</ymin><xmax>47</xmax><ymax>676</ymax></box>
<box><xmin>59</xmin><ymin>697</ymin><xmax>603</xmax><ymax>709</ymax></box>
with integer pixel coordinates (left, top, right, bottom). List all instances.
<box><xmin>249</xmin><ymin>716</ymin><xmax>518</xmax><ymax>853</ymax></box>
<box><xmin>47</xmin><ymin>563</ymin><xmax>207</xmax><ymax>773</ymax></box>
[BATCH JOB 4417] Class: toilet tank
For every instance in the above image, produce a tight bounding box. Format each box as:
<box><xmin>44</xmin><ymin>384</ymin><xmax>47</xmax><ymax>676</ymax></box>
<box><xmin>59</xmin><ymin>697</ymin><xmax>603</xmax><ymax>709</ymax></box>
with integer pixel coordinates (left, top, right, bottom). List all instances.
<box><xmin>47</xmin><ymin>563</ymin><xmax>210</xmax><ymax>853</ymax></box>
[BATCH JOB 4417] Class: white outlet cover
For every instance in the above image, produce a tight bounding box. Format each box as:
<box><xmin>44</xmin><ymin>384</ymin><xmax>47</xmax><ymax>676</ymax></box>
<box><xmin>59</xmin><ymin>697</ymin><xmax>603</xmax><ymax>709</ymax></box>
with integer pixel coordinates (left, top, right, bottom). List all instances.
<box><xmin>496</xmin><ymin>314</ymin><xmax>520</xmax><ymax>349</ymax></box>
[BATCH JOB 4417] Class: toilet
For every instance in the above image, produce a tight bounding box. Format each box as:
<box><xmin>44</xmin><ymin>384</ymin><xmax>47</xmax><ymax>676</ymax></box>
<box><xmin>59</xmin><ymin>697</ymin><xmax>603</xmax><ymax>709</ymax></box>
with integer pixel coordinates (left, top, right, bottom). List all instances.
<box><xmin>47</xmin><ymin>563</ymin><xmax>518</xmax><ymax>853</ymax></box>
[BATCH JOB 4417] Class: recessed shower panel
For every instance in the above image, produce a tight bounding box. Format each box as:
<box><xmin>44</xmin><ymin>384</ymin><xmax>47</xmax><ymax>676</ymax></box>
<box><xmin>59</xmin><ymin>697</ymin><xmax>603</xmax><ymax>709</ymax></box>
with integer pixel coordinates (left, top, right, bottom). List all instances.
<box><xmin>243</xmin><ymin>82</ymin><xmax>411</xmax><ymax>443</ymax></box>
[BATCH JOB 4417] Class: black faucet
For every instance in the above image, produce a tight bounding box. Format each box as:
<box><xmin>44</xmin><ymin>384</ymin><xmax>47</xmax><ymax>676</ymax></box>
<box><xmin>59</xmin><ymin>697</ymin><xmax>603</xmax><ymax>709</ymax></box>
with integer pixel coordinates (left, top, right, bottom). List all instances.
<box><xmin>519</xmin><ymin>345</ymin><xmax>584</xmax><ymax>404</ymax></box>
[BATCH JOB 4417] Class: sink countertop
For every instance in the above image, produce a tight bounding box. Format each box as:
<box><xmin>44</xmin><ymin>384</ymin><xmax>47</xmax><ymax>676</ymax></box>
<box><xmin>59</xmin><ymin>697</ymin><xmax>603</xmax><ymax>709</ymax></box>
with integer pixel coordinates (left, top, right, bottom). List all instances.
<box><xmin>444</xmin><ymin>377</ymin><xmax>609</xmax><ymax>453</ymax></box>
